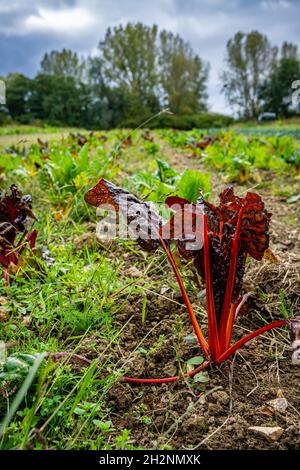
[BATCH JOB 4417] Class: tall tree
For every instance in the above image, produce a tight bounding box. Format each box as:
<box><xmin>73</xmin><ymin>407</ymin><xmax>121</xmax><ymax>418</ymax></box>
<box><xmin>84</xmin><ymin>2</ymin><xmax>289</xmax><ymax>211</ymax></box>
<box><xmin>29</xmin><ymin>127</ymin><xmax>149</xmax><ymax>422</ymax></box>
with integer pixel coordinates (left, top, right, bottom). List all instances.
<box><xmin>281</xmin><ymin>41</ymin><xmax>298</xmax><ymax>60</ymax></box>
<box><xmin>159</xmin><ymin>31</ymin><xmax>208</xmax><ymax>113</ymax></box>
<box><xmin>37</xmin><ymin>48</ymin><xmax>89</xmax><ymax>126</ymax></box>
<box><xmin>221</xmin><ymin>31</ymin><xmax>277</xmax><ymax>118</ymax></box>
<box><xmin>98</xmin><ymin>23</ymin><xmax>160</xmax><ymax>116</ymax></box>
<box><xmin>29</xmin><ymin>74</ymin><xmax>89</xmax><ymax>126</ymax></box>
<box><xmin>5</xmin><ymin>73</ymin><xmax>31</xmax><ymax>120</ymax></box>
<box><xmin>40</xmin><ymin>49</ymin><xmax>86</xmax><ymax>82</ymax></box>
<box><xmin>260</xmin><ymin>42</ymin><xmax>300</xmax><ymax>116</ymax></box>
<box><xmin>87</xmin><ymin>56</ymin><xmax>130</xmax><ymax>128</ymax></box>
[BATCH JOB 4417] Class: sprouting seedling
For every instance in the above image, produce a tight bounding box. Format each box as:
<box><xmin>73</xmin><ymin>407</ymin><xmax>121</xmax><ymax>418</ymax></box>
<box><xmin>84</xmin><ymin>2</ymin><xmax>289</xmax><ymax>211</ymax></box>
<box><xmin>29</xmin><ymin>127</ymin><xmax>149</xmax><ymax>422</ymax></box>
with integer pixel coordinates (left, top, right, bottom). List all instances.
<box><xmin>85</xmin><ymin>178</ymin><xmax>293</xmax><ymax>384</ymax></box>
<box><xmin>0</xmin><ymin>185</ymin><xmax>37</xmax><ymax>284</ymax></box>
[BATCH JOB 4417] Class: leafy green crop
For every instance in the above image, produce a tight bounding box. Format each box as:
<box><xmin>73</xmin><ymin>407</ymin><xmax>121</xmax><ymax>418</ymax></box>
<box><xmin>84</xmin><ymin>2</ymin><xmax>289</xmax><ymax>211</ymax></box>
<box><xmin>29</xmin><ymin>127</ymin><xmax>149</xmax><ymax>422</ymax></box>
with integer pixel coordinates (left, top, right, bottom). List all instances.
<box><xmin>0</xmin><ymin>353</ymin><xmax>37</xmax><ymax>391</ymax></box>
<box><xmin>128</xmin><ymin>159</ymin><xmax>210</xmax><ymax>204</ymax></box>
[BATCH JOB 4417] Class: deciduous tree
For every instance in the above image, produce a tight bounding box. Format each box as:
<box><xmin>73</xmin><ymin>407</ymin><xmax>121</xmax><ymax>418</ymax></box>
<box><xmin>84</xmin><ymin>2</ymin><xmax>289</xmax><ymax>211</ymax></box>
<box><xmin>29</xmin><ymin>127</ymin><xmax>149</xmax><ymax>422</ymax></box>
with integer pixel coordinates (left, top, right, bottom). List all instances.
<box><xmin>260</xmin><ymin>43</ymin><xmax>300</xmax><ymax>116</ymax></box>
<box><xmin>221</xmin><ymin>31</ymin><xmax>277</xmax><ymax>118</ymax></box>
<box><xmin>159</xmin><ymin>30</ymin><xmax>208</xmax><ymax>114</ymax></box>
<box><xmin>99</xmin><ymin>23</ymin><xmax>159</xmax><ymax>117</ymax></box>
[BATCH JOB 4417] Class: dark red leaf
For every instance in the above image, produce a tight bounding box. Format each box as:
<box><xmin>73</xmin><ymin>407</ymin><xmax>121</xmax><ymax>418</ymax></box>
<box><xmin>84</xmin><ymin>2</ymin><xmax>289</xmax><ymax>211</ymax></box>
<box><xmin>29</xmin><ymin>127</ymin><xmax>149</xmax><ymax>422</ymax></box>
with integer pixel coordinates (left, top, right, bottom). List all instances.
<box><xmin>0</xmin><ymin>185</ymin><xmax>37</xmax><ymax>279</ymax></box>
<box><xmin>85</xmin><ymin>178</ymin><xmax>164</xmax><ymax>251</ymax></box>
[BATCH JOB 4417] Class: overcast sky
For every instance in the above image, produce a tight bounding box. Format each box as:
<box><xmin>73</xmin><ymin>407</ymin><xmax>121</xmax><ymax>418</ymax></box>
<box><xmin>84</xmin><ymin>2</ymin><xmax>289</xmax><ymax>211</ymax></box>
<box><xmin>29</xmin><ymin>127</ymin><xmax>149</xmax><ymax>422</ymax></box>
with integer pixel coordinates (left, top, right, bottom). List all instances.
<box><xmin>0</xmin><ymin>0</ymin><xmax>299</xmax><ymax>113</ymax></box>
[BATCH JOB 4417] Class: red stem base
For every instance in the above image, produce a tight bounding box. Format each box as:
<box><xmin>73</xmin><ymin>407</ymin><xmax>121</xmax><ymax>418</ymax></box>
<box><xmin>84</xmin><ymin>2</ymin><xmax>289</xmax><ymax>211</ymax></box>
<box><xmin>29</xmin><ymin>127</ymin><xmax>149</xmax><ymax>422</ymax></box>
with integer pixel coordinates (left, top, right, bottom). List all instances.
<box><xmin>122</xmin><ymin>361</ymin><xmax>210</xmax><ymax>384</ymax></box>
<box><xmin>121</xmin><ymin>321</ymin><xmax>288</xmax><ymax>384</ymax></box>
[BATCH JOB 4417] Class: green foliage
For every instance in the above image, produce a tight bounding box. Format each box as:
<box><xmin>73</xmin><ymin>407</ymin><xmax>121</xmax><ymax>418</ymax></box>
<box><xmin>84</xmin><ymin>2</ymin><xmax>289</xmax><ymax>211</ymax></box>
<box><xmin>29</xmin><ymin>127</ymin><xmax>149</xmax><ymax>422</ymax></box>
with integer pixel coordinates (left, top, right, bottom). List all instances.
<box><xmin>4</xmin><ymin>73</ymin><xmax>32</xmax><ymax>120</ymax></box>
<box><xmin>159</xmin><ymin>30</ymin><xmax>208</xmax><ymax>113</ymax></box>
<box><xmin>155</xmin><ymin>158</ymin><xmax>178</xmax><ymax>183</ymax></box>
<box><xmin>99</xmin><ymin>23</ymin><xmax>160</xmax><ymax>118</ymax></box>
<box><xmin>29</xmin><ymin>74</ymin><xmax>89</xmax><ymax>127</ymax></box>
<box><xmin>98</xmin><ymin>22</ymin><xmax>209</xmax><ymax>119</ymax></box>
<box><xmin>260</xmin><ymin>56</ymin><xmax>300</xmax><ymax>116</ymax></box>
<box><xmin>0</xmin><ymin>111</ymin><xmax>11</xmax><ymax>126</ymax></box>
<box><xmin>0</xmin><ymin>352</ymin><xmax>46</xmax><ymax>435</ymax></box>
<box><xmin>40</xmin><ymin>49</ymin><xmax>86</xmax><ymax>82</ymax></box>
<box><xmin>0</xmin><ymin>353</ymin><xmax>37</xmax><ymax>393</ymax></box>
<box><xmin>128</xmin><ymin>158</ymin><xmax>211</xmax><ymax>204</ymax></box>
<box><xmin>177</xmin><ymin>169</ymin><xmax>210</xmax><ymax>202</ymax></box>
<box><xmin>160</xmin><ymin>128</ymin><xmax>300</xmax><ymax>181</ymax></box>
<box><xmin>142</xmin><ymin>140</ymin><xmax>160</xmax><ymax>155</ymax></box>
<box><xmin>187</xmin><ymin>356</ymin><xmax>204</xmax><ymax>366</ymax></box>
<box><xmin>193</xmin><ymin>371</ymin><xmax>209</xmax><ymax>383</ymax></box>
<box><xmin>222</xmin><ymin>33</ymin><xmax>300</xmax><ymax>118</ymax></box>
<box><xmin>39</xmin><ymin>143</ymin><xmax>92</xmax><ymax>194</ymax></box>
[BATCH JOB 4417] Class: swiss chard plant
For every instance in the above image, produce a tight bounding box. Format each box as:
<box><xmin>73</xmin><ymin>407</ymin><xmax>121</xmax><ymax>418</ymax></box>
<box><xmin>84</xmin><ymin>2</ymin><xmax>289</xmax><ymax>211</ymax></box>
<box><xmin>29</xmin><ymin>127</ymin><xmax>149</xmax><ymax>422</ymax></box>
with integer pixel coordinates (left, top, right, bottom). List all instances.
<box><xmin>129</xmin><ymin>159</ymin><xmax>211</xmax><ymax>205</ymax></box>
<box><xmin>85</xmin><ymin>178</ymin><xmax>292</xmax><ymax>384</ymax></box>
<box><xmin>0</xmin><ymin>185</ymin><xmax>37</xmax><ymax>283</ymax></box>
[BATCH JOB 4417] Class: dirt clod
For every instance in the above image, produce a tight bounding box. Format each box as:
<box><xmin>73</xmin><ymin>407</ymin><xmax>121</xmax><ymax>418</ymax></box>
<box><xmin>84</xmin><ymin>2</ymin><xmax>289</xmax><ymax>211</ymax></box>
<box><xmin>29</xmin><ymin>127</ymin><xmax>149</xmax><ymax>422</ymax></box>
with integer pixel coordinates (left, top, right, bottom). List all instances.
<box><xmin>74</xmin><ymin>232</ymin><xmax>96</xmax><ymax>250</ymax></box>
<box><xmin>125</xmin><ymin>266</ymin><xmax>143</xmax><ymax>278</ymax></box>
<box><xmin>211</xmin><ymin>390</ymin><xmax>230</xmax><ymax>405</ymax></box>
<box><xmin>248</xmin><ymin>426</ymin><xmax>284</xmax><ymax>442</ymax></box>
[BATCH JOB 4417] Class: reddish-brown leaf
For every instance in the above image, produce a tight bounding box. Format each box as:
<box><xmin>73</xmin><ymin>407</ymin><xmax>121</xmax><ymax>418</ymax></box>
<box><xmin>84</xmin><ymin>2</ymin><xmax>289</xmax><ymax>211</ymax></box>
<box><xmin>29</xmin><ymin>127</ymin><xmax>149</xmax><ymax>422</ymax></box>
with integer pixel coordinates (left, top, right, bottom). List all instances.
<box><xmin>85</xmin><ymin>178</ymin><xmax>163</xmax><ymax>251</ymax></box>
<box><xmin>0</xmin><ymin>185</ymin><xmax>37</xmax><ymax>277</ymax></box>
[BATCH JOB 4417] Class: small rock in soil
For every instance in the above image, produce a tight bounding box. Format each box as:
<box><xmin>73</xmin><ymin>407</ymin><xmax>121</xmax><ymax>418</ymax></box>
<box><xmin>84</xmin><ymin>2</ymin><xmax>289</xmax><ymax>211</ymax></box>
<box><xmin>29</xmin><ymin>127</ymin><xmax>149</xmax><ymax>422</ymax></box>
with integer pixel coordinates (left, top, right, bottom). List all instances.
<box><xmin>267</xmin><ymin>398</ymin><xmax>288</xmax><ymax>412</ymax></box>
<box><xmin>183</xmin><ymin>414</ymin><xmax>208</xmax><ymax>432</ymax></box>
<box><xmin>0</xmin><ymin>307</ymin><xmax>9</xmax><ymax>322</ymax></box>
<box><xmin>197</xmin><ymin>289</ymin><xmax>206</xmax><ymax>300</ymax></box>
<box><xmin>163</xmin><ymin>362</ymin><xmax>177</xmax><ymax>376</ymax></box>
<box><xmin>160</xmin><ymin>286</ymin><xmax>170</xmax><ymax>295</ymax></box>
<box><xmin>41</xmin><ymin>247</ymin><xmax>55</xmax><ymax>266</ymax></box>
<box><xmin>259</xmin><ymin>397</ymin><xmax>288</xmax><ymax>415</ymax></box>
<box><xmin>197</xmin><ymin>394</ymin><xmax>207</xmax><ymax>405</ymax></box>
<box><xmin>126</xmin><ymin>266</ymin><xmax>143</xmax><ymax>278</ymax></box>
<box><xmin>248</xmin><ymin>426</ymin><xmax>284</xmax><ymax>442</ymax></box>
<box><xmin>22</xmin><ymin>315</ymin><xmax>31</xmax><ymax>326</ymax></box>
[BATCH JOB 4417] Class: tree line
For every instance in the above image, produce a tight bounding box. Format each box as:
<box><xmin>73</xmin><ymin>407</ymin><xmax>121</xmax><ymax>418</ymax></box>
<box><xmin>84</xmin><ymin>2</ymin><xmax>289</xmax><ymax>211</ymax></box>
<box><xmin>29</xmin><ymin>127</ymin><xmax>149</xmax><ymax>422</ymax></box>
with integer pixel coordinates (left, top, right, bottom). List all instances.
<box><xmin>1</xmin><ymin>23</ymin><xmax>299</xmax><ymax>128</ymax></box>
<box><xmin>222</xmin><ymin>31</ymin><xmax>300</xmax><ymax>118</ymax></box>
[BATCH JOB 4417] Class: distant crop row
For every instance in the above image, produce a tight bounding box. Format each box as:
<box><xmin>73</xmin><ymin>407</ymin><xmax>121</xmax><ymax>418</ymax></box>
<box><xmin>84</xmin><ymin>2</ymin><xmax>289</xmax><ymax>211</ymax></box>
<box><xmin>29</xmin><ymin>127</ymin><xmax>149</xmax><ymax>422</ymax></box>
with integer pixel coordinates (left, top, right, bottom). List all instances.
<box><xmin>160</xmin><ymin>129</ymin><xmax>300</xmax><ymax>182</ymax></box>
